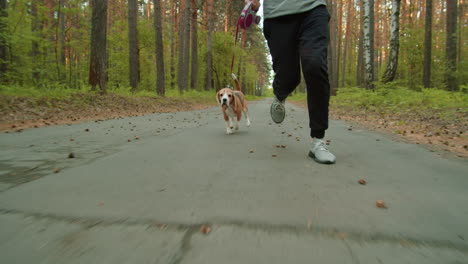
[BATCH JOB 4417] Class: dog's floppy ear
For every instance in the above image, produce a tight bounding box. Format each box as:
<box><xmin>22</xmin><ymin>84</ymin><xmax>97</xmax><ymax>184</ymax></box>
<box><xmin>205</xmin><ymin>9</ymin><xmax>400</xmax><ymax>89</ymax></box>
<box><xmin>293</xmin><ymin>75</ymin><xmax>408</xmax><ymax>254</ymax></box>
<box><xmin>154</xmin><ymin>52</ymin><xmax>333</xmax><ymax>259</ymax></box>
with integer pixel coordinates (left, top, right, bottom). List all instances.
<box><xmin>216</xmin><ymin>92</ymin><xmax>221</xmax><ymax>105</ymax></box>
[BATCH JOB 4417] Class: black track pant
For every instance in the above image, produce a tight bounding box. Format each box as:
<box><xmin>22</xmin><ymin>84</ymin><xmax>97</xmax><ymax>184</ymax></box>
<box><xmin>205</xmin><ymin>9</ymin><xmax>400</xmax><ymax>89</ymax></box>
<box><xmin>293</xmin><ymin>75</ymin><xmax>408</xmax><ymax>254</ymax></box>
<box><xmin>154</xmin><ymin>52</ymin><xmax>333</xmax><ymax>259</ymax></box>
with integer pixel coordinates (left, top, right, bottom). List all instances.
<box><xmin>263</xmin><ymin>5</ymin><xmax>330</xmax><ymax>139</ymax></box>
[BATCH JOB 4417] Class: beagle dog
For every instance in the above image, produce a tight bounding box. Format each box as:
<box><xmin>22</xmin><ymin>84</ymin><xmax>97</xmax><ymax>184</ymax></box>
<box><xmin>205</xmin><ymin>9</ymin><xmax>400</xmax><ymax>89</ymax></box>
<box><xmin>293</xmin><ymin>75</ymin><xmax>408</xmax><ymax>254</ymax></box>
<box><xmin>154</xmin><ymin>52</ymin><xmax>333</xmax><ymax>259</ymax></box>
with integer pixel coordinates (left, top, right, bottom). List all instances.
<box><xmin>216</xmin><ymin>74</ymin><xmax>251</xmax><ymax>134</ymax></box>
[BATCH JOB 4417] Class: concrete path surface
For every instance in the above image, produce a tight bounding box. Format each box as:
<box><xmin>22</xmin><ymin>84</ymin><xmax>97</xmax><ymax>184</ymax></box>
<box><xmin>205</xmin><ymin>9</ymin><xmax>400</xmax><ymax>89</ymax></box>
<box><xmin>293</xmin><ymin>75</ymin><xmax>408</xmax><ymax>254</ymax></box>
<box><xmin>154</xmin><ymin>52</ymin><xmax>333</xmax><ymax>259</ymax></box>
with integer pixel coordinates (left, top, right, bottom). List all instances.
<box><xmin>1</xmin><ymin>99</ymin><xmax>467</xmax><ymax>263</ymax></box>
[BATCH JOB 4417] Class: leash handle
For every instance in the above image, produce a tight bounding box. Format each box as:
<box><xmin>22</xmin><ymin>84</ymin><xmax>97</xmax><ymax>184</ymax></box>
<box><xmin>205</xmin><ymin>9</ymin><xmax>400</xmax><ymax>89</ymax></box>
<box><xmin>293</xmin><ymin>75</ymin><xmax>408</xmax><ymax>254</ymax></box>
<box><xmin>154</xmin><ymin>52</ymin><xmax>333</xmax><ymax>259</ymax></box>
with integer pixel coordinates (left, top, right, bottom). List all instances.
<box><xmin>230</xmin><ymin>1</ymin><xmax>260</xmax><ymax>75</ymax></box>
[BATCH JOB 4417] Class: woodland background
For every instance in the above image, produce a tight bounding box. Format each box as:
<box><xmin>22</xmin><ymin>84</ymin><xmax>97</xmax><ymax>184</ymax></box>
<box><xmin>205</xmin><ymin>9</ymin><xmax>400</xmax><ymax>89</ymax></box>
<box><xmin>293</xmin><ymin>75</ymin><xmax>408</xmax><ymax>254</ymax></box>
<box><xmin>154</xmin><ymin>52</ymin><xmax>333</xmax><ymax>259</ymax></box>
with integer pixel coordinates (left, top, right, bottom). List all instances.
<box><xmin>0</xmin><ymin>0</ymin><xmax>466</xmax><ymax>96</ymax></box>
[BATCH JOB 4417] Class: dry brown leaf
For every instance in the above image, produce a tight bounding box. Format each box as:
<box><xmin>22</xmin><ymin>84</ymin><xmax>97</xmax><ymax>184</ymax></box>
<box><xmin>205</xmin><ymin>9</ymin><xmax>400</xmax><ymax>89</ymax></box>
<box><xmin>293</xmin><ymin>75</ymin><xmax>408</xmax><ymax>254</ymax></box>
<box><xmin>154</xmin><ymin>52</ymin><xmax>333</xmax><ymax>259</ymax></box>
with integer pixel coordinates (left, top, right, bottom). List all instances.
<box><xmin>376</xmin><ymin>200</ymin><xmax>387</xmax><ymax>208</ymax></box>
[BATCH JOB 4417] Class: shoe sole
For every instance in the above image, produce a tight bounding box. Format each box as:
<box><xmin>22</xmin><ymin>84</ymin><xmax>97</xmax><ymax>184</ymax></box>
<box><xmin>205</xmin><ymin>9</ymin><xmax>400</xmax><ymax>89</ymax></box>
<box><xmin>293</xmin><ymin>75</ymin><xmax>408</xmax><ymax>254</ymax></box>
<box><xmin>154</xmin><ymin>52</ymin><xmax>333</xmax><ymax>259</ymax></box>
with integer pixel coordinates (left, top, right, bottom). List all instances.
<box><xmin>270</xmin><ymin>103</ymin><xmax>285</xmax><ymax>124</ymax></box>
<box><xmin>308</xmin><ymin>151</ymin><xmax>335</xmax><ymax>165</ymax></box>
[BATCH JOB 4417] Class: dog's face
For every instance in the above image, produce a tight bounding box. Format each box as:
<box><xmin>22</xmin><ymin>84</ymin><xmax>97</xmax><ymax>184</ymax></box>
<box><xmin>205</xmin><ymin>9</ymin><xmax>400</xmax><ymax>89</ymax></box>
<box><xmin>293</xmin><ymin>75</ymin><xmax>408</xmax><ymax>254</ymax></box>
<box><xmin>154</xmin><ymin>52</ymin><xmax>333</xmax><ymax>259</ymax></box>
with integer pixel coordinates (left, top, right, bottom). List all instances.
<box><xmin>217</xmin><ymin>88</ymin><xmax>235</xmax><ymax>107</ymax></box>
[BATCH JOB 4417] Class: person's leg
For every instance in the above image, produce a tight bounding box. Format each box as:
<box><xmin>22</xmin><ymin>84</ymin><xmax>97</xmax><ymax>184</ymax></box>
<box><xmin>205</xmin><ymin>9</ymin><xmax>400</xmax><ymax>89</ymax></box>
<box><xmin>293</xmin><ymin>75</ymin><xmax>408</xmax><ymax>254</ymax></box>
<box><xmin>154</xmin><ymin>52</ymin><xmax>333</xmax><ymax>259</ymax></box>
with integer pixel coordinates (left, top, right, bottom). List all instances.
<box><xmin>298</xmin><ymin>5</ymin><xmax>330</xmax><ymax>139</ymax></box>
<box><xmin>298</xmin><ymin>6</ymin><xmax>335</xmax><ymax>164</ymax></box>
<box><xmin>263</xmin><ymin>14</ymin><xmax>302</xmax><ymax>123</ymax></box>
<box><xmin>263</xmin><ymin>15</ymin><xmax>301</xmax><ymax>101</ymax></box>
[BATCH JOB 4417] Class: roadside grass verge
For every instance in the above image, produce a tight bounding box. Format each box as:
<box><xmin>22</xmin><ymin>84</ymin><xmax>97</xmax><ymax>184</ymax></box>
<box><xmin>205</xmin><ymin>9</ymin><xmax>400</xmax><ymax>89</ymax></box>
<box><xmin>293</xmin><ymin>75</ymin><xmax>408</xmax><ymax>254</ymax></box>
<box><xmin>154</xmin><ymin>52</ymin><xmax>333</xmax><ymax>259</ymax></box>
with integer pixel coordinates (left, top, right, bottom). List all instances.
<box><xmin>0</xmin><ymin>85</ymin><xmax>265</xmax><ymax>131</ymax></box>
<box><xmin>289</xmin><ymin>85</ymin><xmax>467</xmax><ymax>157</ymax></box>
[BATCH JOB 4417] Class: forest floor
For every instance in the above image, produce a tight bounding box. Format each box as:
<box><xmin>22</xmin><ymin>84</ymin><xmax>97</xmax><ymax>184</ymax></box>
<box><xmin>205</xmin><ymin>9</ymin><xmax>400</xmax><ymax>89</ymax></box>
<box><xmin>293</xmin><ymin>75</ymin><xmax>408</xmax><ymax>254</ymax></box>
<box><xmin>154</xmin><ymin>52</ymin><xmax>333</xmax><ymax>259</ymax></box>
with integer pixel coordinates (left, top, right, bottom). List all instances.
<box><xmin>291</xmin><ymin>100</ymin><xmax>467</xmax><ymax>158</ymax></box>
<box><xmin>1</xmin><ymin>90</ymin><xmax>467</xmax><ymax>158</ymax></box>
<box><xmin>0</xmin><ymin>92</ymin><xmax>217</xmax><ymax>132</ymax></box>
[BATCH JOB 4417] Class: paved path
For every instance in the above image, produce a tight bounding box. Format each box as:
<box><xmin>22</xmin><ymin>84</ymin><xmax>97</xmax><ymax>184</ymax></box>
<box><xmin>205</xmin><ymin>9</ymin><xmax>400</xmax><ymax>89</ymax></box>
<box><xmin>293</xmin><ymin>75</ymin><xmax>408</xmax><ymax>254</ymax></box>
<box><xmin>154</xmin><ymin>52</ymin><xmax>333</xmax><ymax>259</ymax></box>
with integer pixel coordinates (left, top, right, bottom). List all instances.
<box><xmin>1</xmin><ymin>99</ymin><xmax>467</xmax><ymax>263</ymax></box>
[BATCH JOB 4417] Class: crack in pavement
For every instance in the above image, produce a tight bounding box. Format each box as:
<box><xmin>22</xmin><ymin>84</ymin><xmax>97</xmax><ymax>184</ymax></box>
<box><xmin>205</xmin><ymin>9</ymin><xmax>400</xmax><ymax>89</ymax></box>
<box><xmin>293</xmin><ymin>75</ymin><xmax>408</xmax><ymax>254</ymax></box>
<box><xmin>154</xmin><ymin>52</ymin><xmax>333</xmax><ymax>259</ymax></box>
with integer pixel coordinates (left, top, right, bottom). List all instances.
<box><xmin>1</xmin><ymin>208</ymin><xmax>467</xmax><ymax>254</ymax></box>
<box><xmin>167</xmin><ymin>226</ymin><xmax>199</xmax><ymax>264</ymax></box>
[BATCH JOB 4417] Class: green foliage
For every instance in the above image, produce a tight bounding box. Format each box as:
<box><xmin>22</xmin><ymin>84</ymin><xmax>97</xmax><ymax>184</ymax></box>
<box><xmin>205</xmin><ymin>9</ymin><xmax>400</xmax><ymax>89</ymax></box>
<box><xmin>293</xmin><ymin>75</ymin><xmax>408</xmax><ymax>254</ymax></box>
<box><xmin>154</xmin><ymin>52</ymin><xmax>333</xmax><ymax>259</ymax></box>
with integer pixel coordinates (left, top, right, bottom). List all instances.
<box><xmin>331</xmin><ymin>86</ymin><xmax>468</xmax><ymax>116</ymax></box>
<box><xmin>0</xmin><ymin>84</ymin><xmax>90</xmax><ymax>99</ymax></box>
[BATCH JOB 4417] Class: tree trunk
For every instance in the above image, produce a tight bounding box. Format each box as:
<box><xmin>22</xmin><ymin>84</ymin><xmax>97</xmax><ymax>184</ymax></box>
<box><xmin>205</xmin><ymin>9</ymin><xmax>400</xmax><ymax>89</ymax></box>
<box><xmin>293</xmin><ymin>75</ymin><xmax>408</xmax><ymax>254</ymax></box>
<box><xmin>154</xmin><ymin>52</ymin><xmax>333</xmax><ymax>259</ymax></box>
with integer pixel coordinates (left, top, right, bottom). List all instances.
<box><xmin>357</xmin><ymin>0</ymin><xmax>365</xmax><ymax>87</ymax></box>
<box><xmin>445</xmin><ymin>0</ymin><xmax>458</xmax><ymax>91</ymax></box>
<box><xmin>190</xmin><ymin>0</ymin><xmax>198</xmax><ymax>90</ymax></box>
<box><xmin>363</xmin><ymin>0</ymin><xmax>375</xmax><ymax>90</ymax></box>
<box><xmin>170</xmin><ymin>0</ymin><xmax>176</xmax><ymax>89</ymax></box>
<box><xmin>183</xmin><ymin>0</ymin><xmax>191</xmax><ymax>90</ymax></box>
<box><xmin>341</xmin><ymin>0</ymin><xmax>353</xmax><ymax>88</ymax></box>
<box><xmin>89</xmin><ymin>0</ymin><xmax>108</xmax><ymax>93</ymax></box>
<box><xmin>57</xmin><ymin>0</ymin><xmax>66</xmax><ymax>82</ymax></box>
<box><xmin>154</xmin><ymin>0</ymin><xmax>165</xmax><ymax>96</ymax></box>
<box><xmin>327</xmin><ymin>0</ymin><xmax>338</xmax><ymax>95</ymax></box>
<box><xmin>128</xmin><ymin>0</ymin><xmax>140</xmax><ymax>92</ymax></box>
<box><xmin>336</xmin><ymin>1</ymin><xmax>342</xmax><ymax>88</ymax></box>
<box><xmin>204</xmin><ymin>0</ymin><xmax>214</xmax><ymax>91</ymax></box>
<box><xmin>382</xmin><ymin>0</ymin><xmax>400</xmax><ymax>83</ymax></box>
<box><xmin>224</xmin><ymin>0</ymin><xmax>230</xmax><ymax>32</ymax></box>
<box><xmin>177</xmin><ymin>0</ymin><xmax>188</xmax><ymax>93</ymax></box>
<box><xmin>147</xmin><ymin>0</ymin><xmax>152</xmax><ymax>20</ymax></box>
<box><xmin>31</xmin><ymin>0</ymin><xmax>43</xmax><ymax>85</ymax></box>
<box><xmin>0</xmin><ymin>0</ymin><xmax>7</xmax><ymax>81</ymax></box>
<box><xmin>422</xmin><ymin>0</ymin><xmax>432</xmax><ymax>88</ymax></box>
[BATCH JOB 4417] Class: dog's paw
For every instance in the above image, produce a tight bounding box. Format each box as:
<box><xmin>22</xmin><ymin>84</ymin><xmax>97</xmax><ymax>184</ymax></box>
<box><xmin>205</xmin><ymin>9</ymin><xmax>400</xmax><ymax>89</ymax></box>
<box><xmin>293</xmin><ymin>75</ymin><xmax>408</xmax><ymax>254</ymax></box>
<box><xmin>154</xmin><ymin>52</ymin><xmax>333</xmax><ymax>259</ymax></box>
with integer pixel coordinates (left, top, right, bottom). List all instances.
<box><xmin>226</xmin><ymin>128</ymin><xmax>233</xmax><ymax>135</ymax></box>
<box><xmin>235</xmin><ymin>125</ymin><xmax>239</xmax><ymax>130</ymax></box>
<box><xmin>246</xmin><ymin>120</ymin><xmax>251</xmax><ymax>127</ymax></box>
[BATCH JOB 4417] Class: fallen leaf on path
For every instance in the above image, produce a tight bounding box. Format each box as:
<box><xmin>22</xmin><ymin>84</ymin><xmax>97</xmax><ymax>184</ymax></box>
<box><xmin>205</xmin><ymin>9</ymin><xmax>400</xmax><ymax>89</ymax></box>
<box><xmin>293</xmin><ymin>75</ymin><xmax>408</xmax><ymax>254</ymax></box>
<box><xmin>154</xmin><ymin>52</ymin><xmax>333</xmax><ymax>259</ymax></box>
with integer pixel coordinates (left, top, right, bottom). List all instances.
<box><xmin>85</xmin><ymin>128</ymin><xmax>90</xmax><ymax>132</ymax></box>
<box><xmin>358</xmin><ymin>179</ymin><xmax>366</xmax><ymax>185</ymax></box>
<box><xmin>249</xmin><ymin>149</ymin><xmax>255</xmax><ymax>153</ymax></box>
<box><xmin>200</xmin><ymin>225</ymin><xmax>211</xmax><ymax>234</ymax></box>
<box><xmin>98</xmin><ymin>202</ymin><xmax>104</xmax><ymax>206</ymax></box>
<box><xmin>53</xmin><ymin>168</ymin><xmax>61</xmax><ymax>173</ymax></box>
<box><xmin>127</xmin><ymin>139</ymin><xmax>132</xmax><ymax>142</ymax></box>
<box><xmin>68</xmin><ymin>153</ymin><xmax>75</xmax><ymax>159</ymax></box>
<box><xmin>376</xmin><ymin>200</ymin><xmax>387</xmax><ymax>208</ymax></box>
<box><xmin>272</xmin><ymin>154</ymin><xmax>278</xmax><ymax>157</ymax></box>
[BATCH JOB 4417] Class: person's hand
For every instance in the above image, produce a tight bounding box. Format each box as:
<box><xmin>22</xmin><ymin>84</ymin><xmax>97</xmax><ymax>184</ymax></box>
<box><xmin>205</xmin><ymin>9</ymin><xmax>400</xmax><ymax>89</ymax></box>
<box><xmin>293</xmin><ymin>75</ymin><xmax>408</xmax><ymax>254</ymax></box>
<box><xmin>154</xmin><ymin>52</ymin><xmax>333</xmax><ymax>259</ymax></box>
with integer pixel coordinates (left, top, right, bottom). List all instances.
<box><xmin>245</xmin><ymin>0</ymin><xmax>260</xmax><ymax>12</ymax></box>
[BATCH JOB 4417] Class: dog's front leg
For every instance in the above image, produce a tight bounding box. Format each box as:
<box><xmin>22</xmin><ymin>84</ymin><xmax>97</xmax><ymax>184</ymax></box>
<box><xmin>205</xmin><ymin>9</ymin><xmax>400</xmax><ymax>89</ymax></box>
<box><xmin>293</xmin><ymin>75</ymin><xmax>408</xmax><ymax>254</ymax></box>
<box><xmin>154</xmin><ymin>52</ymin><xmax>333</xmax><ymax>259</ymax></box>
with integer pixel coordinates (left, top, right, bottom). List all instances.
<box><xmin>224</xmin><ymin>111</ymin><xmax>233</xmax><ymax>134</ymax></box>
<box><xmin>226</xmin><ymin>121</ymin><xmax>233</xmax><ymax>134</ymax></box>
<box><xmin>243</xmin><ymin>109</ymin><xmax>251</xmax><ymax>127</ymax></box>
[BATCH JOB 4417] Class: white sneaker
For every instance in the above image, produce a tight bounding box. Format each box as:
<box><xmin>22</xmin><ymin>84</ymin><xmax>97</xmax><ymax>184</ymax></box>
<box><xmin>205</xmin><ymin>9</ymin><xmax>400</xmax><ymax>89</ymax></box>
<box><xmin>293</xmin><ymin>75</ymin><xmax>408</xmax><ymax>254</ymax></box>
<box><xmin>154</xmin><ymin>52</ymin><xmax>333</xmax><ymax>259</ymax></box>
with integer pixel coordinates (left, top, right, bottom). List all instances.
<box><xmin>309</xmin><ymin>138</ymin><xmax>336</xmax><ymax>164</ymax></box>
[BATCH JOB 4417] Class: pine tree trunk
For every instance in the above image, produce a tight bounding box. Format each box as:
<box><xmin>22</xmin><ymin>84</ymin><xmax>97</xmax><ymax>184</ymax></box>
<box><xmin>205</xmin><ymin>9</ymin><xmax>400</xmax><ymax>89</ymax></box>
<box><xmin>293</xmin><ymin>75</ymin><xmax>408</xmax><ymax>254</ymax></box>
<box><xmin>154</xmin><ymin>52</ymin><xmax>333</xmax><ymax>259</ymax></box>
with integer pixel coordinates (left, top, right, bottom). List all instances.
<box><xmin>341</xmin><ymin>0</ymin><xmax>353</xmax><ymax>88</ymax></box>
<box><xmin>190</xmin><ymin>0</ymin><xmax>198</xmax><ymax>90</ymax></box>
<box><xmin>0</xmin><ymin>0</ymin><xmax>8</xmax><ymax>81</ymax></box>
<box><xmin>147</xmin><ymin>0</ymin><xmax>151</xmax><ymax>20</ymax></box>
<box><xmin>204</xmin><ymin>0</ymin><xmax>214</xmax><ymax>91</ymax></box>
<box><xmin>422</xmin><ymin>0</ymin><xmax>432</xmax><ymax>88</ymax></box>
<box><xmin>183</xmin><ymin>0</ymin><xmax>190</xmax><ymax>91</ymax></box>
<box><xmin>89</xmin><ymin>0</ymin><xmax>108</xmax><ymax>93</ymax></box>
<box><xmin>357</xmin><ymin>0</ymin><xmax>365</xmax><ymax>87</ymax></box>
<box><xmin>154</xmin><ymin>0</ymin><xmax>165</xmax><ymax>96</ymax></box>
<box><xmin>445</xmin><ymin>0</ymin><xmax>458</xmax><ymax>91</ymax></box>
<box><xmin>170</xmin><ymin>0</ymin><xmax>176</xmax><ymax>89</ymax></box>
<box><xmin>336</xmin><ymin>1</ymin><xmax>342</xmax><ymax>88</ymax></box>
<box><xmin>224</xmin><ymin>0</ymin><xmax>230</xmax><ymax>32</ymax></box>
<box><xmin>178</xmin><ymin>0</ymin><xmax>187</xmax><ymax>93</ymax></box>
<box><xmin>363</xmin><ymin>0</ymin><xmax>375</xmax><ymax>90</ymax></box>
<box><xmin>128</xmin><ymin>0</ymin><xmax>139</xmax><ymax>92</ymax></box>
<box><xmin>327</xmin><ymin>0</ymin><xmax>338</xmax><ymax>95</ymax></box>
<box><xmin>382</xmin><ymin>0</ymin><xmax>400</xmax><ymax>83</ymax></box>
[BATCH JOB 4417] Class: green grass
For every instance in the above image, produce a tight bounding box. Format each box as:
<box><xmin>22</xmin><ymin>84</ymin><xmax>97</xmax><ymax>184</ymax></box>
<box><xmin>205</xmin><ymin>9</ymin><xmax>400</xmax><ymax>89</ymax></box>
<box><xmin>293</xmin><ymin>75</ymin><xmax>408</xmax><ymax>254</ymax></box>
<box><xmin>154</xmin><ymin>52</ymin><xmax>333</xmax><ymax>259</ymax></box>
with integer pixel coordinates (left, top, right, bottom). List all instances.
<box><xmin>333</xmin><ymin>87</ymin><xmax>467</xmax><ymax>110</ymax></box>
<box><xmin>0</xmin><ymin>84</ymin><xmax>266</xmax><ymax>105</ymax></box>
<box><xmin>0</xmin><ymin>85</ymin><xmax>91</xmax><ymax>99</ymax></box>
<box><xmin>289</xmin><ymin>86</ymin><xmax>468</xmax><ymax>111</ymax></box>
